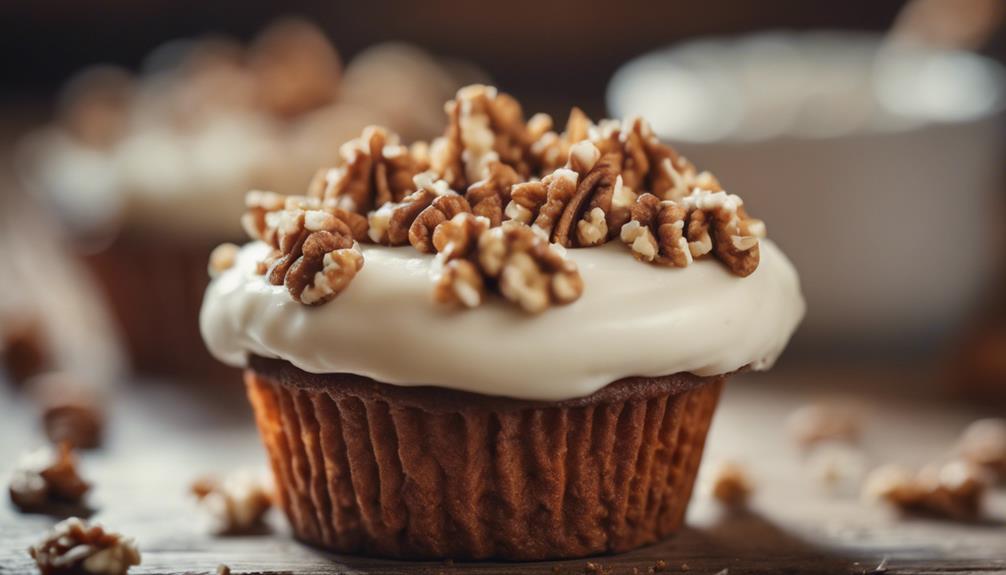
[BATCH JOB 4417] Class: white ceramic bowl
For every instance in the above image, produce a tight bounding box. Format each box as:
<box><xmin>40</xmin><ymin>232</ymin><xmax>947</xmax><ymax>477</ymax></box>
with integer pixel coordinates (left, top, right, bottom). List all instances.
<box><xmin>608</xmin><ymin>32</ymin><xmax>1006</xmax><ymax>347</ymax></box>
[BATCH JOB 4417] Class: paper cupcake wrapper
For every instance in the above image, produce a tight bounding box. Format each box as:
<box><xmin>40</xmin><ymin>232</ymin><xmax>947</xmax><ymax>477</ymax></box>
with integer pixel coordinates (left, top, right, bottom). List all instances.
<box><xmin>245</xmin><ymin>363</ymin><xmax>723</xmax><ymax>560</ymax></box>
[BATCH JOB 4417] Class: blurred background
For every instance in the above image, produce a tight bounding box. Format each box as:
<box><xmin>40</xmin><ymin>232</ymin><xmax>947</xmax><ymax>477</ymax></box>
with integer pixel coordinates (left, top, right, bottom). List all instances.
<box><xmin>1</xmin><ymin>0</ymin><xmax>1005</xmax><ymax>400</ymax></box>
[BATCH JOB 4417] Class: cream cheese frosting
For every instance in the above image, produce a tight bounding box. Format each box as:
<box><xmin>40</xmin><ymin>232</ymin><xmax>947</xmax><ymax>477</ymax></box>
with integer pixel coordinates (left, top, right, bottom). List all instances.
<box><xmin>201</xmin><ymin>238</ymin><xmax>804</xmax><ymax>401</ymax></box>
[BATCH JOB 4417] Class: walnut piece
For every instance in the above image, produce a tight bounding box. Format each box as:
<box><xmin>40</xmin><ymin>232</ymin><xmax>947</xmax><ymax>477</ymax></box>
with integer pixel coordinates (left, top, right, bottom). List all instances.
<box><xmin>620</xmin><ymin>188</ymin><xmax>763</xmax><ymax>276</ymax></box>
<box><xmin>465</xmin><ymin>160</ymin><xmax>521</xmax><ymax>226</ymax></box>
<box><xmin>706</xmin><ymin>460</ymin><xmax>753</xmax><ymax>508</ymax></box>
<box><xmin>863</xmin><ymin>460</ymin><xmax>989</xmax><ymax>520</ymax></box>
<box><xmin>367</xmin><ymin>172</ymin><xmax>463</xmax><ymax>247</ymax></box>
<box><xmin>28</xmin><ymin>372</ymin><xmax>105</xmax><ymax>450</ymax></box>
<box><xmin>191</xmin><ymin>471</ymin><xmax>273</xmax><ymax>535</ymax></box>
<box><xmin>263</xmin><ymin>207</ymin><xmax>364</xmax><ymax>305</ymax></box>
<box><xmin>309</xmin><ymin>125</ymin><xmax>426</xmax><ymax>213</ymax></box>
<box><xmin>29</xmin><ymin>517</ymin><xmax>140</xmax><ymax>575</ymax></box>
<box><xmin>432</xmin><ymin>215</ymin><xmax>583</xmax><ymax>313</ymax></box>
<box><xmin>9</xmin><ymin>444</ymin><xmax>90</xmax><ymax>513</ymax></box>
<box><xmin>786</xmin><ymin>402</ymin><xmax>862</xmax><ymax>450</ymax></box>
<box><xmin>431</xmin><ymin>85</ymin><xmax>536</xmax><ymax>190</ymax></box>
<box><xmin>504</xmin><ymin>142</ymin><xmax>627</xmax><ymax>248</ymax></box>
<box><xmin>1</xmin><ymin>313</ymin><xmax>49</xmax><ymax>384</ymax></box>
<box><xmin>956</xmin><ymin>418</ymin><xmax>1006</xmax><ymax>480</ymax></box>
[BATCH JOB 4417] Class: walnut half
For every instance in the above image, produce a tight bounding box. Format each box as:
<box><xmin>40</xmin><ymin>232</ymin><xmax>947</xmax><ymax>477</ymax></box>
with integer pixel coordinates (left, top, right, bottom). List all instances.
<box><xmin>432</xmin><ymin>215</ymin><xmax>583</xmax><ymax>313</ymax></box>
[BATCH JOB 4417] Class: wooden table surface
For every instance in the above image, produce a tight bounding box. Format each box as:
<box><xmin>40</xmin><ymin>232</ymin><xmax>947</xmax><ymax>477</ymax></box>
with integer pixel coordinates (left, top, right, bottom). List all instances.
<box><xmin>2</xmin><ymin>366</ymin><xmax>1004</xmax><ymax>575</ymax></box>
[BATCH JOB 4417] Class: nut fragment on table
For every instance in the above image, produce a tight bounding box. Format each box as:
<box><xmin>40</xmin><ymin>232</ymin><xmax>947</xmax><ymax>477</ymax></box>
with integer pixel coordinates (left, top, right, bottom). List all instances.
<box><xmin>706</xmin><ymin>460</ymin><xmax>753</xmax><ymax>507</ymax></box>
<box><xmin>9</xmin><ymin>444</ymin><xmax>90</xmax><ymax>513</ymax></box>
<box><xmin>29</xmin><ymin>517</ymin><xmax>140</xmax><ymax>575</ymax></box>
<box><xmin>806</xmin><ymin>442</ymin><xmax>867</xmax><ymax>495</ymax></box>
<box><xmin>191</xmin><ymin>471</ymin><xmax>273</xmax><ymax>535</ymax></box>
<box><xmin>956</xmin><ymin>418</ymin><xmax>1006</xmax><ymax>480</ymax></box>
<box><xmin>863</xmin><ymin>460</ymin><xmax>989</xmax><ymax>520</ymax></box>
<box><xmin>1</xmin><ymin>313</ymin><xmax>50</xmax><ymax>385</ymax></box>
<box><xmin>786</xmin><ymin>402</ymin><xmax>862</xmax><ymax>450</ymax></box>
<box><xmin>28</xmin><ymin>372</ymin><xmax>105</xmax><ymax>449</ymax></box>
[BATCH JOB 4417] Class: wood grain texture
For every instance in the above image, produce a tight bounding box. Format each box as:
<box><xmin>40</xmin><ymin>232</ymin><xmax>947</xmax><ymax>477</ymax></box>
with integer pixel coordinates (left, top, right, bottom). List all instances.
<box><xmin>2</xmin><ymin>368</ymin><xmax>1004</xmax><ymax>574</ymax></box>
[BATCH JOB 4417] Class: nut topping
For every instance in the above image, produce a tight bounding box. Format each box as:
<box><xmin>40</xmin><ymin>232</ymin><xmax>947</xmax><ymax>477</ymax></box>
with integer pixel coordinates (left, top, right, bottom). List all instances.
<box><xmin>264</xmin><ymin>207</ymin><xmax>363</xmax><ymax>305</ymax></box>
<box><xmin>308</xmin><ymin>125</ymin><xmax>425</xmax><ymax>213</ymax></box>
<box><xmin>431</xmin><ymin>85</ymin><xmax>536</xmax><ymax>190</ymax></box>
<box><xmin>367</xmin><ymin>171</ymin><xmax>458</xmax><ymax>246</ymax></box>
<box><xmin>621</xmin><ymin>188</ymin><xmax>762</xmax><ymax>276</ymax></box>
<box><xmin>29</xmin><ymin>518</ymin><xmax>140</xmax><ymax>575</ymax></box>
<box><xmin>433</xmin><ymin>215</ymin><xmax>583</xmax><ymax>313</ymax></box>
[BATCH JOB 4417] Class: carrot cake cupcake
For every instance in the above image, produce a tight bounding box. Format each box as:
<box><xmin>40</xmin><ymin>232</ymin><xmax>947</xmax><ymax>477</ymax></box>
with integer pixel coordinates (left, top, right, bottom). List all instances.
<box><xmin>200</xmin><ymin>85</ymin><xmax>804</xmax><ymax>559</ymax></box>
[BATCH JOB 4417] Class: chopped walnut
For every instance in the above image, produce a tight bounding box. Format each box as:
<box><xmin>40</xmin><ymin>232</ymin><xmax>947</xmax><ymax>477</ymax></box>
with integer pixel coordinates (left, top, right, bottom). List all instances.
<box><xmin>620</xmin><ymin>193</ymin><xmax>691</xmax><ymax>268</ymax></box>
<box><xmin>786</xmin><ymin>402</ymin><xmax>862</xmax><ymax>450</ymax></box>
<box><xmin>465</xmin><ymin>160</ymin><xmax>521</xmax><ymax>226</ymax></box>
<box><xmin>956</xmin><ymin>418</ymin><xmax>1006</xmax><ymax>480</ymax></box>
<box><xmin>408</xmin><ymin>189</ymin><xmax>472</xmax><ymax>253</ymax></box>
<box><xmin>620</xmin><ymin>188</ymin><xmax>762</xmax><ymax>276</ymax></box>
<box><xmin>308</xmin><ymin>125</ymin><xmax>425</xmax><ymax>213</ymax></box>
<box><xmin>432</xmin><ymin>215</ymin><xmax>583</xmax><ymax>313</ymax></box>
<box><xmin>261</xmin><ymin>207</ymin><xmax>364</xmax><ymax>305</ymax></box>
<box><xmin>1</xmin><ymin>313</ymin><xmax>49</xmax><ymax>385</ymax></box>
<box><xmin>806</xmin><ymin>442</ymin><xmax>867</xmax><ymax>495</ymax></box>
<box><xmin>528</xmin><ymin>106</ymin><xmax>592</xmax><ymax>173</ymax></box>
<box><xmin>240</xmin><ymin>190</ymin><xmax>286</xmax><ymax>243</ymax></box>
<box><xmin>208</xmin><ymin>243</ymin><xmax>240</xmax><ymax>278</ymax></box>
<box><xmin>431</xmin><ymin>85</ymin><xmax>535</xmax><ymax>190</ymax></box>
<box><xmin>367</xmin><ymin>172</ymin><xmax>461</xmax><ymax>246</ymax></box>
<box><xmin>864</xmin><ymin>460</ymin><xmax>989</xmax><ymax>520</ymax></box>
<box><xmin>191</xmin><ymin>471</ymin><xmax>273</xmax><ymax>535</ymax></box>
<box><xmin>706</xmin><ymin>460</ymin><xmax>753</xmax><ymax>508</ymax></box>
<box><xmin>28</xmin><ymin>372</ymin><xmax>105</xmax><ymax>450</ymax></box>
<box><xmin>503</xmin><ymin>143</ymin><xmax>625</xmax><ymax>248</ymax></box>
<box><xmin>10</xmin><ymin>444</ymin><xmax>90</xmax><ymax>513</ymax></box>
<box><xmin>29</xmin><ymin>517</ymin><xmax>140</xmax><ymax>575</ymax></box>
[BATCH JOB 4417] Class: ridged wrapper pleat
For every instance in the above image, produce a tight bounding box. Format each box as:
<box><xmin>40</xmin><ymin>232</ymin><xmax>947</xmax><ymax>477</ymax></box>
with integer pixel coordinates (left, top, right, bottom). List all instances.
<box><xmin>245</xmin><ymin>356</ymin><xmax>724</xmax><ymax>560</ymax></box>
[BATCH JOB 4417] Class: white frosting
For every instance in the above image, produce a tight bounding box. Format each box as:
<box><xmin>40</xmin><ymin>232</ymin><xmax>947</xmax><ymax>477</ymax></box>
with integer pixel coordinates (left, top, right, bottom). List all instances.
<box><xmin>201</xmin><ymin>240</ymin><xmax>804</xmax><ymax>401</ymax></box>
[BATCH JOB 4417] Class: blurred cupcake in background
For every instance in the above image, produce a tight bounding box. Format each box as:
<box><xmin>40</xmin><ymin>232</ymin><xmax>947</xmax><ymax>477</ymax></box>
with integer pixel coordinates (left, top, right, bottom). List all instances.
<box><xmin>18</xmin><ymin>18</ymin><xmax>483</xmax><ymax>379</ymax></box>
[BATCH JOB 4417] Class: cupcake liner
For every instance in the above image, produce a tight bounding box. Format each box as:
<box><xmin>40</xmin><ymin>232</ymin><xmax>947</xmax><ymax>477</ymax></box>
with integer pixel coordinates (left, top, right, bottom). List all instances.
<box><xmin>245</xmin><ymin>358</ymin><xmax>724</xmax><ymax>560</ymax></box>
<box><xmin>82</xmin><ymin>234</ymin><xmax>236</xmax><ymax>379</ymax></box>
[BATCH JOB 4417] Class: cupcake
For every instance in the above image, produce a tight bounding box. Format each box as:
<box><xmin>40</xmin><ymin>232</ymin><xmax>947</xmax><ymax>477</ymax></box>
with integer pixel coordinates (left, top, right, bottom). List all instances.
<box><xmin>200</xmin><ymin>85</ymin><xmax>804</xmax><ymax>559</ymax></box>
<box><xmin>19</xmin><ymin>21</ymin><xmax>480</xmax><ymax>378</ymax></box>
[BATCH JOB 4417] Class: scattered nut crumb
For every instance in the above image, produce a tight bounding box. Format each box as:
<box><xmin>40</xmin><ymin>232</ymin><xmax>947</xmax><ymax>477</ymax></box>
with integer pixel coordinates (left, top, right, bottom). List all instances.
<box><xmin>707</xmin><ymin>460</ymin><xmax>753</xmax><ymax>507</ymax></box>
<box><xmin>806</xmin><ymin>442</ymin><xmax>867</xmax><ymax>495</ymax></box>
<box><xmin>216</xmin><ymin>565</ymin><xmax>231</xmax><ymax>575</ymax></box>
<box><xmin>863</xmin><ymin>460</ymin><xmax>989</xmax><ymax>520</ymax></box>
<box><xmin>9</xmin><ymin>444</ymin><xmax>90</xmax><ymax>514</ymax></box>
<box><xmin>1</xmin><ymin>313</ymin><xmax>49</xmax><ymax>385</ymax></box>
<box><xmin>191</xmin><ymin>471</ymin><xmax>273</xmax><ymax>535</ymax></box>
<box><xmin>28</xmin><ymin>372</ymin><xmax>106</xmax><ymax>449</ymax></box>
<box><xmin>956</xmin><ymin>418</ymin><xmax>1006</xmax><ymax>480</ymax></box>
<box><xmin>29</xmin><ymin>517</ymin><xmax>140</xmax><ymax>575</ymax></box>
<box><xmin>787</xmin><ymin>402</ymin><xmax>861</xmax><ymax>450</ymax></box>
